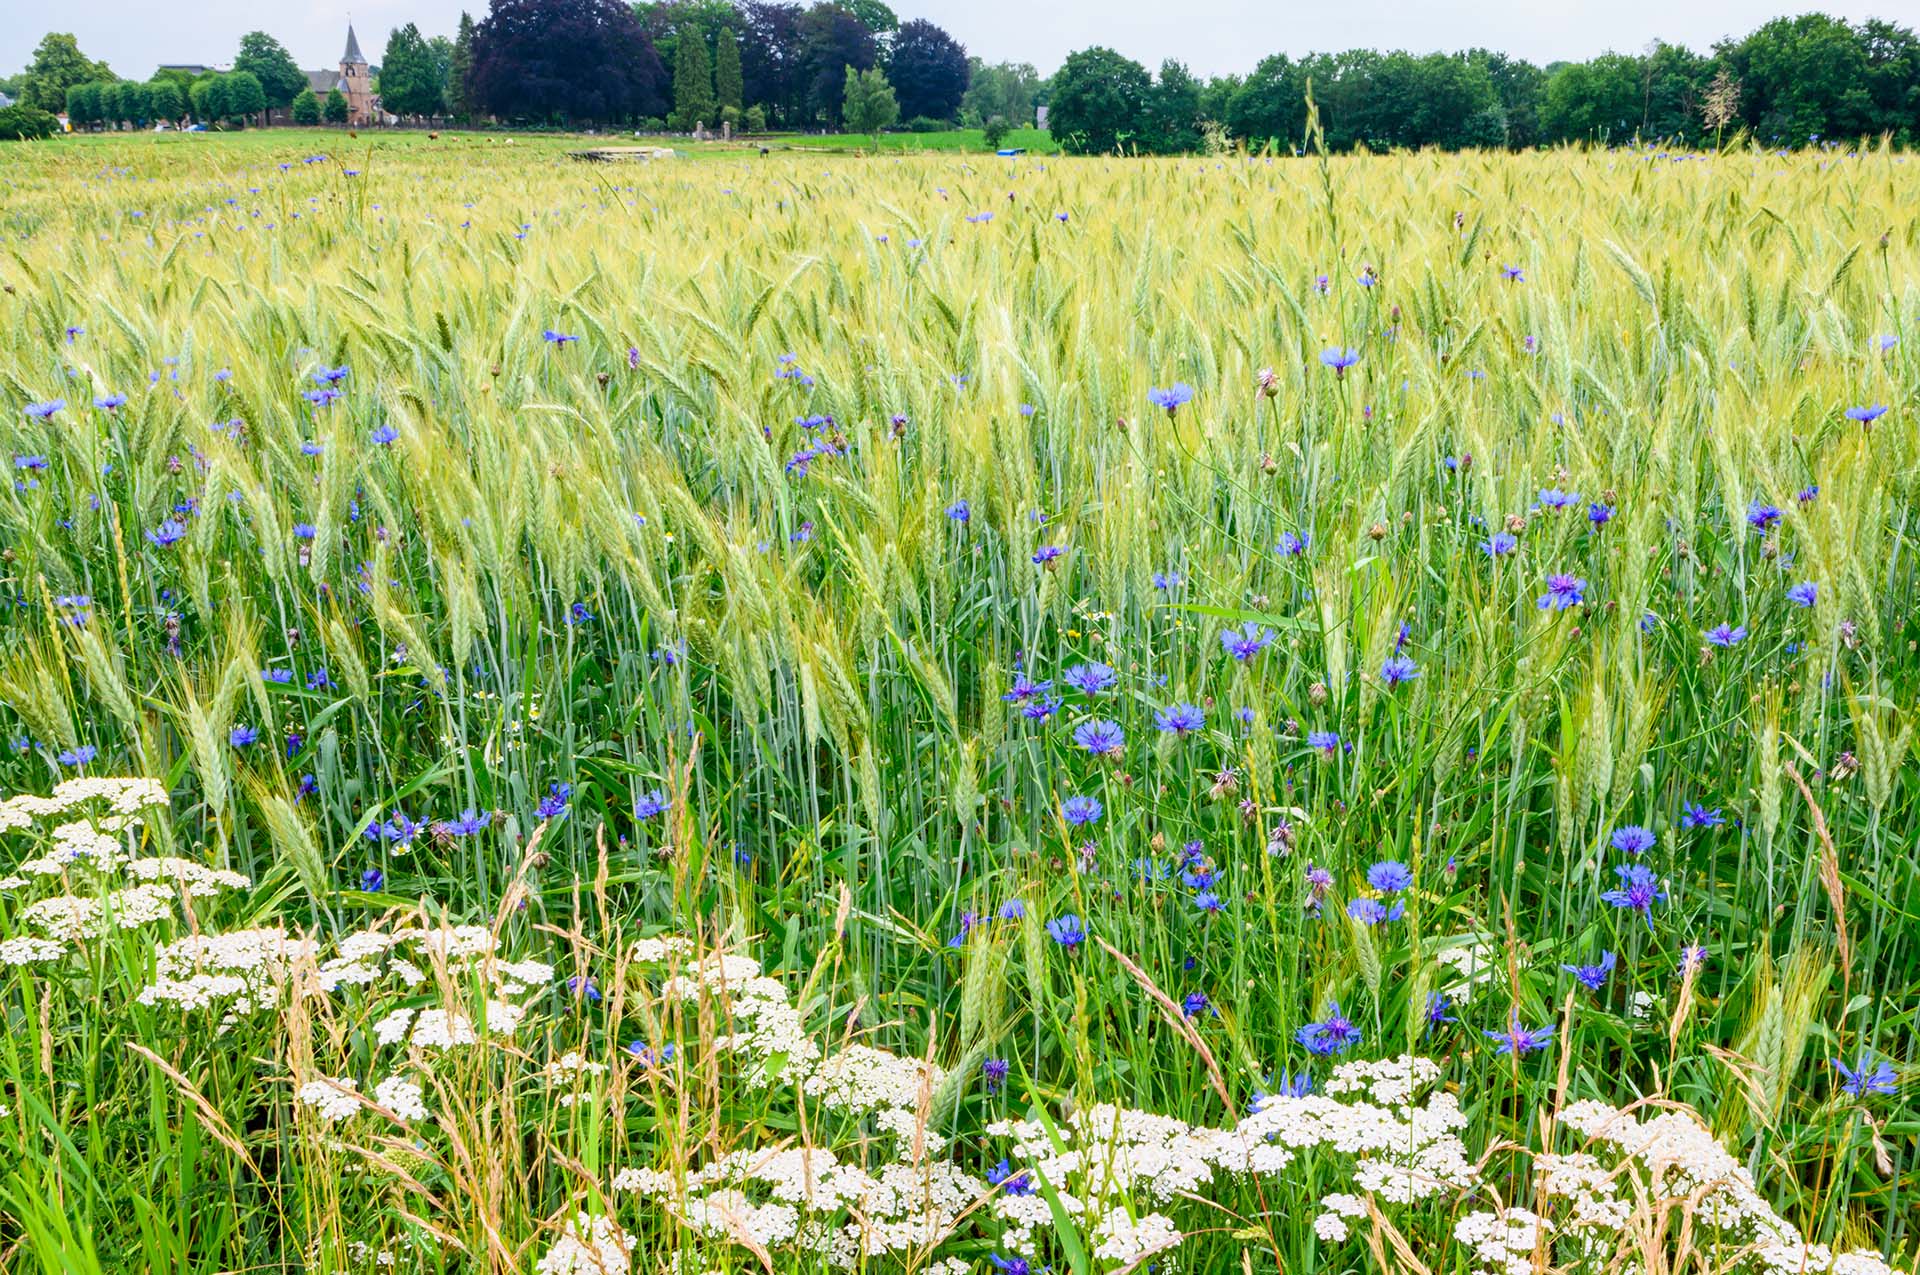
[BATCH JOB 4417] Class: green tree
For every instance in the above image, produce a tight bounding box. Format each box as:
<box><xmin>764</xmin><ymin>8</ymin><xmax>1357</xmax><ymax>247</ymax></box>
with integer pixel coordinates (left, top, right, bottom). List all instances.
<box><xmin>0</xmin><ymin>105</ymin><xmax>61</xmax><ymax>139</ymax></box>
<box><xmin>324</xmin><ymin>88</ymin><xmax>350</xmax><ymax>124</ymax></box>
<box><xmin>840</xmin><ymin>64</ymin><xmax>898</xmax><ymax>136</ymax></box>
<box><xmin>1468</xmin><ymin>49</ymin><xmax>1545</xmax><ymax>147</ymax></box>
<box><xmin>840</xmin><ymin>0</ymin><xmax>897</xmax><ymax>35</ymax></box>
<box><xmin>961</xmin><ymin>60</ymin><xmax>1042</xmax><ymax>128</ymax></box>
<box><xmin>1144</xmin><ymin>59</ymin><xmax>1203</xmax><ymax>153</ymax></box>
<box><xmin>100</xmin><ymin>80</ymin><xmax>128</xmax><ymax>125</ymax></box>
<box><xmin>1719</xmin><ymin>14</ymin><xmax>1880</xmax><ymax>143</ymax></box>
<box><xmin>234</xmin><ymin>31</ymin><xmax>307</xmax><ymax>108</ymax></box>
<box><xmin>20</xmin><ymin>33</ymin><xmax>111</xmax><ymax>113</ymax></box>
<box><xmin>189</xmin><ymin>75</ymin><xmax>229</xmax><ymax>124</ymax></box>
<box><xmin>291</xmin><ymin>88</ymin><xmax>321</xmax><ymax>125</ymax></box>
<box><xmin>714</xmin><ymin>29</ymin><xmax>744</xmax><ymax>116</ymax></box>
<box><xmin>108</xmin><ymin>80</ymin><xmax>153</xmax><ymax>126</ymax></box>
<box><xmin>671</xmin><ymin>30</ymin><xmax>715</xmax><ymax>130</ymax></box>
<box><xmin>448</xmin><ymin>12</ymin><xmax>477</xmax><ymax>120</ymax></box>
<box><xmin>1227</xmin><ymin>54</ymin><xmax>1305</xmax><ymax>148</ymax></box>
<box><xmin>146</xmin><ymin>78</ymin><xmax>185</xmax><ymax>124</ymax></box>
<box><xmin>1048</xmin><ymin>46</ymin><xmax>1151</xmax><ymax>154</ymax></box>
<box><xmin>224</xmin><ymin>71</ymin><xmax>267</xmax><ymax>124</ymax></box>
<box><xmin>1539</xmin><ymin>53</ymin><xmax>1645</xmax><ymax>142</ymax></box>
<box><xmin>65</xmin><ymin>81</ymin><xmax>104</xmax><ymax>129</ymax></box>
<box><xmin>380</xmin><ymin>23</ymin><xmax>446</xmax><ymax>117</ymax></box>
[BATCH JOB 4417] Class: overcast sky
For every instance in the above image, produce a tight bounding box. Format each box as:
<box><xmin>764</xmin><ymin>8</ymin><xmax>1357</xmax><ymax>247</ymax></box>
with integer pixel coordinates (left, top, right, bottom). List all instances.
<box><xmin>5</xmin><ymin>1</ymin><xmax>1907</xmax><ymax>83</ymax></box>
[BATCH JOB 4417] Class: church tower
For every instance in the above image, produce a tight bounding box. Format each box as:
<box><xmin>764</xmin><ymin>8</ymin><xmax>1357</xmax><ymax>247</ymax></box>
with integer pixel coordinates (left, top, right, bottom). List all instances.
<box><xmin>340</xmin><ymin>24</ymin><xmax>375</xmax><ymax>125</ymax></box>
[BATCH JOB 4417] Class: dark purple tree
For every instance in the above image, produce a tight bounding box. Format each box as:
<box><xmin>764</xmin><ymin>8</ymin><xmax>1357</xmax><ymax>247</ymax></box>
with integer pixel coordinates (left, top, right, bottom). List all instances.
<box><xmin>469</xmin><ymin>0</ymin><xmax>667</xmax><ymax>124</ymax></box>
<box><xmin>886</xmin><ymin>19</ymin><xmax>968</xmax><ymax>121</ymax></box>
<box><xmin>740</xmin><ymin>1</ymin><xmax>803</xmax><ymax>123</ymax></box>
<box><xmin>797</xmin><ymin>3</ymin><xmax>876</xmax><ymax>126</ymax></box>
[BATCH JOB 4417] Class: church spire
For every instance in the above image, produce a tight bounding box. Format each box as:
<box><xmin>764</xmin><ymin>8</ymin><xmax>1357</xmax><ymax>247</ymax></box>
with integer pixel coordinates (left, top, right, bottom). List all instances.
<box><xmin>342</xmin><ymin>23</ymin><xmax>366</xmax><ymax>65</ymax></box>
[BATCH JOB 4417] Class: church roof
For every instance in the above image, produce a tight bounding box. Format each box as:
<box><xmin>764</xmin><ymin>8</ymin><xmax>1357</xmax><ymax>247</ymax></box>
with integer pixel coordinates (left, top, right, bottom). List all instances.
<box><xmin>306</xmin><ymin>69</ymin><xmax>346</xmax><ymax>95</ymax></box>
<box><xmin>342</xmin><ymin>24</ymin><xmax>366</xmax><ymax>65</ymax></box>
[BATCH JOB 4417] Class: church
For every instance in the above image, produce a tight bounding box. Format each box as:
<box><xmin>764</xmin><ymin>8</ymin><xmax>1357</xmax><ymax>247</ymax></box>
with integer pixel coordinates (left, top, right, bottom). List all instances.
<box><xmin>303</xmin><ymin>25</ymin><xmax>378</xmax><ymax>125</ymax></box>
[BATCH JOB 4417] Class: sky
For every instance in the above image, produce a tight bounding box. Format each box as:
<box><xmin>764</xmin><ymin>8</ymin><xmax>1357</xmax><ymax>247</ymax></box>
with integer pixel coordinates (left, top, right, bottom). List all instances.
<box><xmin>3</xmin><ymin>0</ymin><xmax>1909</xmax><ymax>83</ymax></box>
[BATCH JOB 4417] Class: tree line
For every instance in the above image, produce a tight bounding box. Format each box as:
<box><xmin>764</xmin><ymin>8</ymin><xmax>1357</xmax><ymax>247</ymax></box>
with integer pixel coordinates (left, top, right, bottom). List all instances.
<box><xmin>8</xmin><ymin>7</ymin><xmax>1920</xmax><ymax>147</ymax></box>
<box><xmin>1054</xmin><ymin>15</ymin><xmax>1920</xmax><ymax>153</ymax></box>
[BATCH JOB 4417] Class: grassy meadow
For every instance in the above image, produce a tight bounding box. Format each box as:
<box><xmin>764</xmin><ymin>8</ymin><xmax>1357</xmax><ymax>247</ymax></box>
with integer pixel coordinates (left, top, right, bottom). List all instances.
<box><xmin>0</xmin><ymin>131</ymin><xmax>1917</xmax><ymax>1274</ymax></box>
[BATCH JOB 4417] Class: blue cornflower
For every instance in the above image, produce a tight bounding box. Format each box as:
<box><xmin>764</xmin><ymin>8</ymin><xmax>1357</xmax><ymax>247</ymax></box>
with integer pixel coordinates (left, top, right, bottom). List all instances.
<box><xmin>307</xmin><ymin>668</ymin><xmax>332</xmax><ymax>691</ymax></box>
<box><xmin>1561</xmin><ymin>950</ymin><xmax>1616</xmax><ymax>991</ymax></box>
<box><xmin>229</xmin><ymin>725</ymin><xmax>258</xmax><ymax>748</ymax></box>
<box><xmin>1193</xmin><ymin>891</ymin><xmax>1226</xmax><ymax>914</ymax></box>
<box><xmin>536</xmin><ymin>783</ymin><xmax>573</xmax><ymax>819</ymax></box>
<box><xmin>1147</xmin><ymin>383</ymin><xmax>1195</xmax><ymax>413</ymax></box>
<box><xmin>1220</xmin><ymin>622</ymin><xmax>1275</xmax><ymax>661</ymax></box>
<box><xmin>567</xmin><ymin>974</ymin><xmax>601</xmax><ymax>1002</ymax></box>
<box><xmin>1296</xmin><ymin>1002</ymin><xmax>1362</xmax><ymax>1055</ymax></box>
<box><xmin>1152</xmin><ymin>569</ymin><xmax>1183</xmax><ymax>589</ymax></box>
<box><xmin>1705</xmin><ymin>623</ymin><xmax>1748</xmax><ymax>647</ymax></box>
<box><xmin>982</xmin><ymin>1057</ymin><xmax>1010</xmax><ymax>1093</ymax></box>
<box><xmin>566</xmin><ymin>601</ymin><xmax>596</xmax><ymax>624</ymax></box>
<box><xmin>1002</xmin><ymin>676</ymin><xmax>1053</xmax><ymax>704</ymax></box>
<box><xmin>94</xmin><ymin>394</ymin><xmax>127</xmax><ymax>410</ymax></box>
<box><xmin>23</xmin><ymin>400</ymin><xmax>65</xmax><ymax>420</ymax></box>
<box><xmin>301</xmin><ymin>440</ymin><xmax>324</xmax><ymax>456</ymax></box>
<box><xmin>58</xmin><ymin>744</ymin><xmax>98</xmax><ymax>767</ymax></box>
<box><xmin>542</xmin><ymin>329</ymin><xmax>580</xmax><ymax>345</ymax></box>
<box><xmin>1062</xmin><ymin>662</ymin><xmax>1118</xmax><ymax>695</ymax></box>
<box><xmin>1485</xmin><ymin>1015</ymin><xmax>1555</xmax><ymax>1055</ymax></box>
<box><xmin>1539</xmin><ymin>488</ymin><xmax>1580</xmax><ymax>510</ymax></box>
<box><xmin>313</xmin><ymin>365</ymin><xmax>349</xmax><ymax>384</ymax></box>
<box><xmin>446</xmin><ymin>808</ymin><xmax>492</xmax><ymax>836</ymax></box>
<box><xmin>1032</xmin><ymin>545</ymin><xmax>1066</xmax><ymax>566</ymax></box>
<box><xmin>1073</xmin><ymin>719</ymin><xmax>1125</xmax><ymax>756</ymax></box>
<box><xmin>1425</xmin><ymin>992</ymin><xmax>1458</xmax><ymax>1034</ymax></box>
<box><xmin>147</xmin><ymin>519</ymin><xmax>187</xmax><ymax>548</ymax></box>
<box><xmin>1182</xmin><ymin>991</ymin><xmax>1214</xmax><ymax>1017</ymax></box>
<box><xmin>986</xmin><ymin>1159</ymin><xmax>1033</xmax><ymax>1194</ymax></box>
<box><xmin>1747</xmin><ymin>500</ymin><xmax>1783</xmax><ymax>531</ymax></box>
<box><xmin>1481</xmin><ymin>532</ymin><xmax>1517</xmax><ymax>556</ymax></box>
<box><xmin>1845</xmin><ymin>404</ymin><xmax>1887</xmax><ymax>424</ymax></box>
<box><xmin>360</xmin><ymin>867</ymin><xmax>385</xmax><ymax>892</ymax></box>
<box><xmin>1501</xmin><ymin>264</ymin><xmax>1525</xmax><ymax>281</ymax></box>
<box><xmin>1601</xmin><ymin>863</ymin><xmax>1666</xmax><ymax>925</ymax></box>
<box><xmin>1319</xmin><ymin>348</ymin><xmax>1359</xmax><ymax>374</ymax></box>
<box><xmin>997</xmin><ymin>899</ymin><xmax>1026</xmax><ymax>921</ymax></box>
<box><xmin>1307</xmin><ymin>730</ymin><xmax>1340</xmax><ymax>756</ymax></box>
<box><xmin>1274</xmin><ymin>531</ymin><xmax>1310</xmax><ymax>557</ymax></box>
<box><xmin>1610</xmin><ymin>825</ymin><xmax>1656</xmax><ymax>855</ymax></box>
<box><xmin>1379</xmin><ymin>656</ymin><xmax>1419</xmax><ymax>687</ymax></box>
<box><xmin>1155</xmin><ymin>702</ymin><xmax>1206</xmax><ymax>735</ymax></box>
<box><xmin>1537</xmin><ymin>573</ymin><xmax>1587</xmax><ymax>611</ymax></box>
<box><xmin>945</xmin><ymin>499</ymin><xmax>970</xmax><ymax>521</ymax></box>
<box><xmin>1366</xmin><ymin>860</ymin><xmax>1412</xmax><ymax>893</ymax></box>
<box><xmin>370</xmin><ymin>424</ymin><xmax>399</xmax><ymax>445</ymax></box>
<box><xmin>1834</xmin><ymin>1053</ymin><xmax>1898</xmax><ymax>1098</ymax></box>
<box><xmin>946</xmin><ymin>911</ymin><xmax>979</xmax><ymax>948</ymax></box>
<box><xmin>1787</xmin><ymin>581</ymin><xmax>1818</xmax><ymax>607</ymax></box>
<box><xmin>1061</xmin><ymin>795</ymin><xmax>1103</xmax><ymax>827</ymax></box>
<box><xmin>1046</xmin><ymin>913</ymin><xmax>1086</xmax><ymax>949</ymax></box>
<box><xmin>1588</xmin><ymin>502</ymin><xmax>1614</xmax><ymax>528</ymax></box>
<box><xmin>987</xmin><ymin>1256</ymin><xmax>1033</xmax><ymax>1275</ymax></box>
<box><xmin>293</xmin><ymin>522</ymin><xmax>318</xmax><ymax>540</ymax></box>
<box><xmin>1347</xmin><ymin>897</ymin><xmax>1404</xmax><ymax>924</ymax></box>
<box><xmin>1680</xmin><ymin>802</ymin><xmax>1724</xmax><ymax>828</ymax></box>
